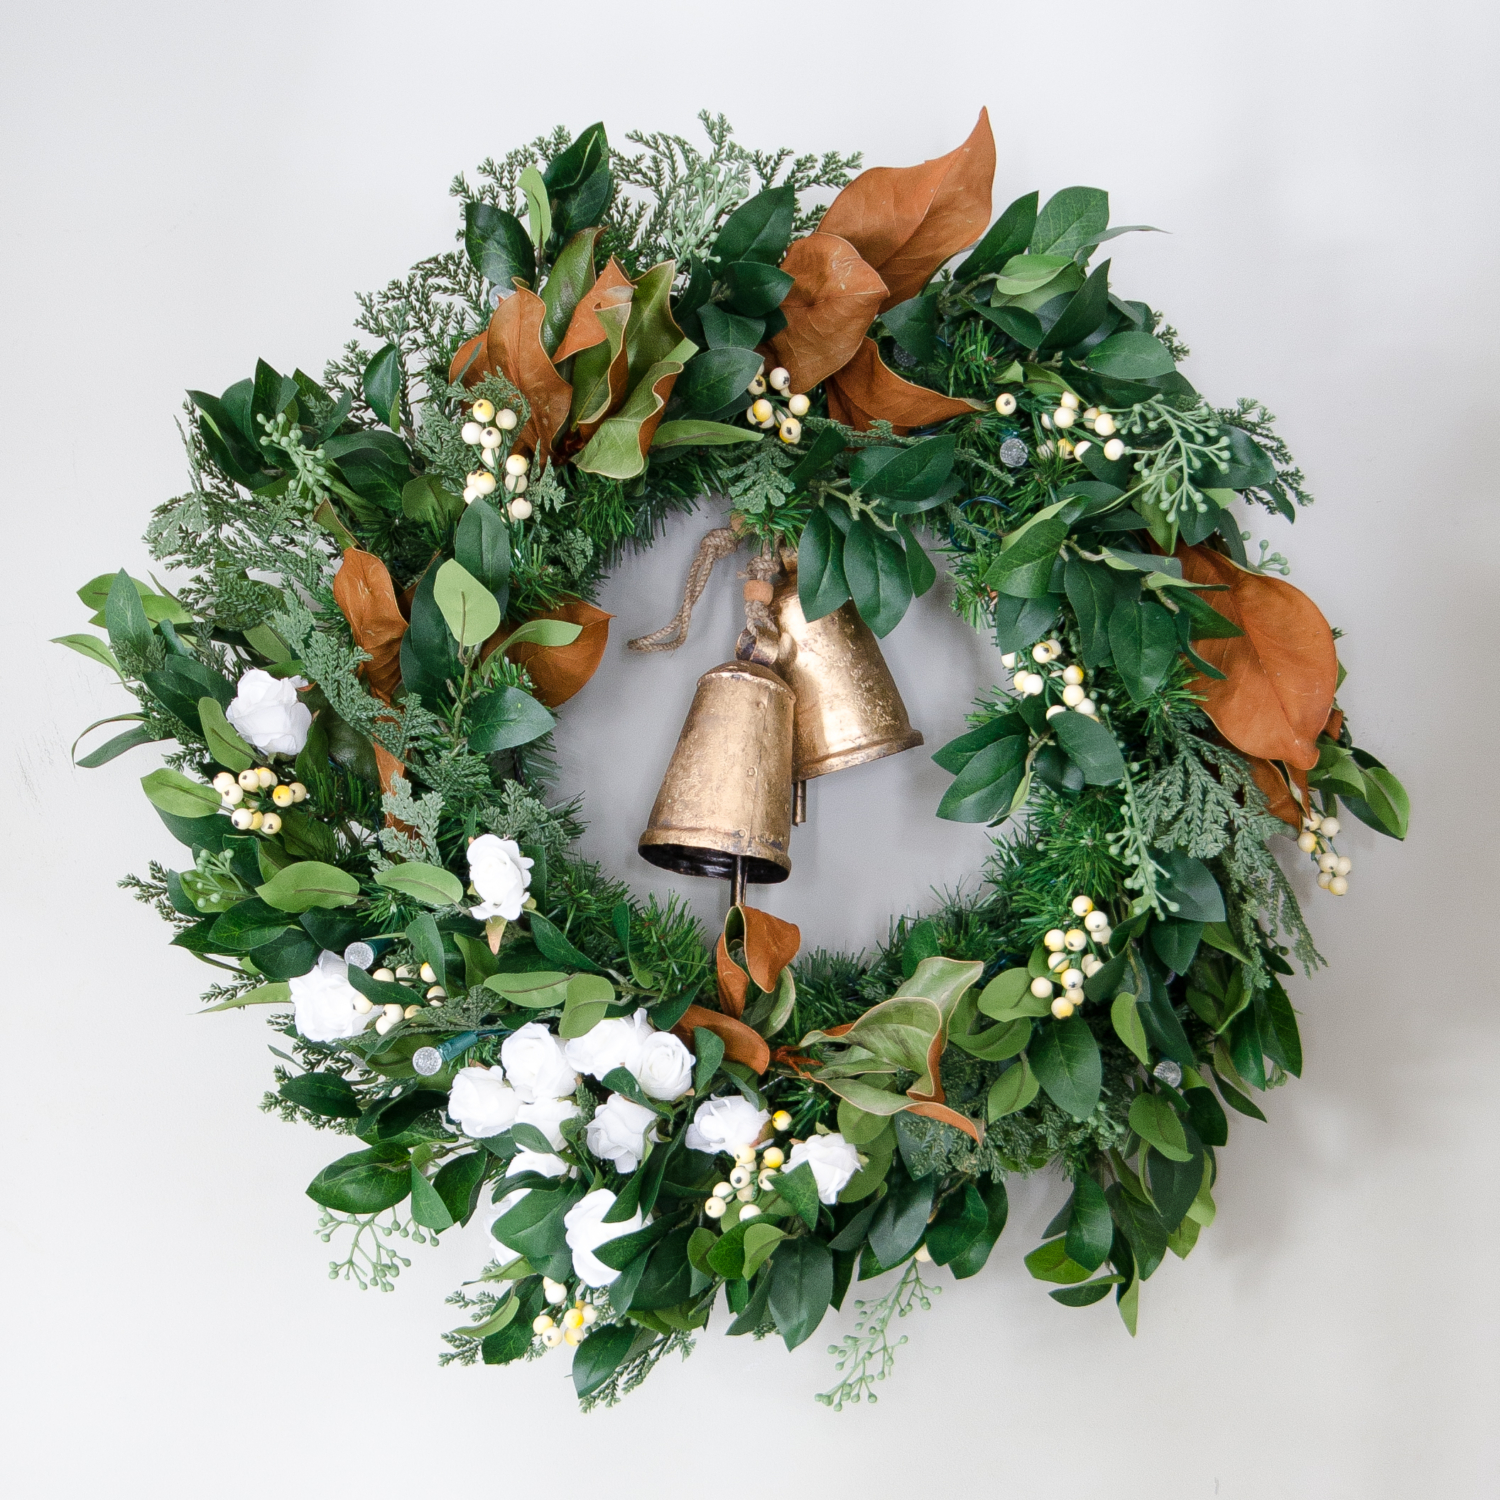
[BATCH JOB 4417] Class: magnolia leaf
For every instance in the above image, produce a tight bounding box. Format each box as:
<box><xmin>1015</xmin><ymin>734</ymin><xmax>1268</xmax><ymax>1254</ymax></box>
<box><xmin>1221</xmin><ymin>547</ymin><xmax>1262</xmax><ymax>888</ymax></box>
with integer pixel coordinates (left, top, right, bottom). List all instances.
<box><xmin>497</xmin><ymin>598</ymin><xmax>611</xmax><ymax>708</ymax></box>
<box><xmin>825</xmin><ymin>338</ymin><xmax>981</xmax><ymax>435</ymax></box>
<box><xmin>332</xmin><ymin>549</ymin><xmax>408</xmax><ymax>703</ymax></box>
<box><xmin>765</xmin><ymin>232</ymin><xmax>889</xmax><ymax>392</ymax></box>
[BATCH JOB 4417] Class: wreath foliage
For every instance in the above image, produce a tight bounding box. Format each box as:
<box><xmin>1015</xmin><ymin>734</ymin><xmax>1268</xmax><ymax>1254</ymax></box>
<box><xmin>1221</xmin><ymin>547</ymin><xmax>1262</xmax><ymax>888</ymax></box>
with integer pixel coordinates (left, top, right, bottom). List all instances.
<box><xmin>62</xmin><ymin>111</ymin><xmax>1410</xmax><ymax>1411</ymax></box>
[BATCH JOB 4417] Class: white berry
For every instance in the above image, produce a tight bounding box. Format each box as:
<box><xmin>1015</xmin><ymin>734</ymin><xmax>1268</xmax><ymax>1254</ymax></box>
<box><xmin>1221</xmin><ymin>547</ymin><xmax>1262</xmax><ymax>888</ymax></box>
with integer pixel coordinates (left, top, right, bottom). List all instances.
<box><xmin>1030</xmin><ymin>976</ymin><xmax>1055</xmax><ymax>1000</ymax></box>
<box><xmin>788</xmin><ymin>393</ymin><xmax>810</xmax><ymax>416</ymax></box>
<box><xmin>1051</xmin><ymin>997</ymin><xmax>1075</xmax><ymax>1019</ymax></box>
<box><xmin>1064</xmin><ymin>928</ymin><xmax>1088</xmax><ymax>951</ymax></box>
<box><xmin>1077</xmin><ymin>698</ymin><xmax>1098</xmax><ymax>717</ymax></box>
<box><xmin>1329</xmin><ymin>876</ymin><xmax>1349</xmax><ymax>896</ymax></box>
<box><xmin>1335</xmin><ymin>856</ymin><xmax>1352</xmax><ymax>876</ymax></box>
<box><xmin>508</xmin><ymin>498</ymin><xmax>533</xmax><ymax>521</ymax></box>
<box><xmin>1063</xmin><ymin>683</ymin><xmax>1086</xmax><ymax>707</ymax></box>
<box><xmin>1103</xmin><ymin>438</ymin><xmax>1125</xmax><ymax>461</ymax></box>
<box><xmin>1297</xmin><ymin>831</ymin><xmax>1318</xmax><ymax>853</ymax></box>
<box><xmin>480</xmin><ymin>426</ymin><xmax>502</xmax><ymax>449</ymax></box>
<box><xmin>1062</xmin><ymin>968</ymin><xmax>1084</xmax><ymax>990</ymax></box>
<box><xmin>1001</xmin><ymin>652</ymin><xmax>1018</xmax><ymax>669</ymax></box>
<box><xmin>995</xmin><ymin>392</ymin><xmax>1017</xmax><ymax>415</ymax></box>
<box><xmin>1084</xmin><ymin>910</ymin><xmax>1109</xmax><ymax>933</ymax></box>
<box><xmin>768</xmin><ymin>366</ymin><xmax>791</xmax><ymax>392</ymax></box>
<box><xmin>496</xmin><ymin>408</ymin><xmax>518</xmax><ymax>430</ymax></box>
<box><xmin>1071</xmin><ymin>895</ymin><xmax>1094</xmax><ymax>917</ymax></box>
<box><xmin>1044</xmin><ymin>928</ymin><xmax>1067</xmax><ymax>951</ymax></box>
<box><xmin>778</xmin><ymin>417</ymin><xmax>802</xmax><ymax>445</ymax></box>
<box><xmin>504</xmin><ymin>452</ymin><xmax>529</xmax><ymax>477</ymax></box>
<box><xmin>1320</xmin><ymin>817</ymin><xmax>1341</xmax><ymax>837</ymax></box>
<box><xmin>1093</xmin><ymin>413</ymin><xmax>1117</xmax><ymax>437</ymax></box>
<box><xmin>1062</xmin><ymin>665</ymin><xmax>1085</xmax><ymax>686</ymax></box>
<box><xmin>1053</xmin><ymin>407</ymin><xmax>1075</xmax><ymax>429</ymax></box>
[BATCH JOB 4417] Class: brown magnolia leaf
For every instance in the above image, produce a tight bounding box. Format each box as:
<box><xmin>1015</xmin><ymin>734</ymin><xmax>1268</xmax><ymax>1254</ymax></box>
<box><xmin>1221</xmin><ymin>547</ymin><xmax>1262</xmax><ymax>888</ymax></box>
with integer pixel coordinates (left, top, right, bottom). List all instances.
<box><xmin>449</xmin><ymin>332</ymin><xmax>492</xmax><ymax>388</ymax></box>
<box><xmin>738</xmin><ymin>905</ymin><xmax>801</xmax><ymax>992</ymax></box>
<box><xmin>765</xmin><ymin>233</ymin><xmax>887</xmax><ymax>393</ymax></box>
<box><xmin>554</xmin><ymin>257</ymin><xmax>635</xmax><ymax>362</ymax></box>
<box><xmin>825</xmin><ymin>338</ymin><xmax>983</xmax><ymax>433</ymax></box>
<box><xmin>496</xmin><ymin>598</ymin><xmax>613</xmax><ymax>707</ymax></box>
<box><xmin>716</xmin><ymin>933</ymin><xmax>749</xmax><ymax>1019</ymax></box>
<box><xmin>818</xmin><ymin>110</ymin><xmax>995</xmax><ymax>311</ymax></box>
<box><xmin>904</xmin><ymin>1100</ymin><xmax>983</xmax><ymax>1144</ymax></box>
<box><xmin>1324</xmin><ymin>707</ymin><xmax>1344</xmax><ymax>741</ymax></box>
<box><xmin>485</xmin><ymin>289</ymin><xmax>574</xmax><ymax>460</ymax></box>
<box><xmin>331</xmin><ymin>548</ymin><xmax>407</xmax><ymax>704</ymax></box>
<box><xmin>372</xmin><ymin>741</ymin><xmax>414</xmax><ymax>836</ymax></box>
<box><xmin>632</xmin><ymin>359</ymin><xmax>685</xmax><ymax>457</ymax></box>
<box><xmin>1175</xmin><ymin>543</ymin><xmax>1337</xmax><ymax>771</ymax></box>
<box><xmin>671</xmin><ymin>1005</ymin><xmax>771</xmax><ymax>1074</ymax></box>
<box><xmin>1244</xmin><ymin>754</ymin><xmax>1309</xmax><ymax>831</ymax></box>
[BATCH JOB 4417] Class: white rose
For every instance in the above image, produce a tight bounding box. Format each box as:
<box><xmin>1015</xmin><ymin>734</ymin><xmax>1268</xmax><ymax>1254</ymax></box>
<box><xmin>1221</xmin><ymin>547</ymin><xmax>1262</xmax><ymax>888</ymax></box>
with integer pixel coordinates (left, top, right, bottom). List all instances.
<box><xmin>634</xmin><ymin>1031</ymin><xmax>694</xmax><ymax>1101</ymax></box>
<box><xmin>563</xmin><ymin>1008</ymin><xmax>652</xmax><ymax>1080</ymax></box>
<box><xmin>486</xmin><ymin>1149</ymin><xmax>569</xmax><ymax>1265</ymax></box>
<box><xmin>467</xmin><ymin>834</ymin><xmax>534</xmax><ymax>922</ymax></box>
<box><xmin>288</xmin><ymin>950</ymin><xmax>367</xmax><ymax>1043</ymax></box>
<box><xmin>447</xmin><ymin>1065</ymin><xmax>519</xmax><ymax>1139</ymax></box>
<box><xmin>685</xmin><ymin>1095</ymin><xmax>770</xmax><ymax>1157</ymax></box>
<box><xmin>500</xmin><ymin>1022</ymin><xmax>578</xmax><ymax>1104</ymax></box>
<box><xmin>585</xmin><ymin>1094</ymin><xmax>659</xmax><ymax>1173</ymax></box>
<box><xmin>787</xmin><ymin>1132</ymin><xmax>863</xmax><ymax>1204</ymax></box>
<box><xmin>225</xmin><ymin>668</ymin><xmax>312</xmax><ymax>757</ymax></box>
<box><xmin>563</xmin><ymin>1189</ymin><xmax>643</xmax><ymax>1288</ymax></box>
<box><xmin>515</xmin><ymin>1095</ymin><xmax>579</xmax><ymax>1150</ymax></box>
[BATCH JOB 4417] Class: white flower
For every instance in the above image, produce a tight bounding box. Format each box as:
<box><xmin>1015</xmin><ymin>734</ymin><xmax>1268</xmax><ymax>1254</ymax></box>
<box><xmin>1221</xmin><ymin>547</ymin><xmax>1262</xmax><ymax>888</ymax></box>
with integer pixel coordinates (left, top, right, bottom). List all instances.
<box><xmin>500</xmin><ymin>1022</ymin><xmax>578</xmax><ymax>1103</ymax></box>
<box><xmin>564</xmin><ymin>1008</ymin><xmax>652</xmax><ymax>1080</ymax></box>
<box><xmin>486</xmin><ymin>1150</ymin><xmax>569</xmax><ymax>1265</ymax></box>
<box><xmin>467</xmin><ymin>834</ymin><xmax>534</xmax><ymax>922</ymax></box>
<box><xmin>685</xmin><ymin>1095</ymin><xmax>770</xmax><ymax>1157</ymax></box>
<box><xmin>585</xmin><ymin>1094</ymin><xmax>659</xmax><ymax>1173</ymax></box>
<box><xmin>225</xmin><ymin>668</ymin><xmax>312</xmax><ymax>757</ymax></box>
<box><xmin>447</xmin><ymin>1065</ymin><xmax>519</xmax><ymax>1139</ymax></box>
<box><xmin>635</xmin><ymin>1031</ymin><xmax>694</xmax><ymax>1101</ymax></box>
<box><xmin>563</xmin><ymin>1189</ymin><xmax>643</xmax><ymax>1287</ymax></box>
<box><xmin>515</xmin><ymin>1095</ymin><xmax>579</xmax><ymax>1150</ymax></box>
<box><xmin>288</xmin><ymin>950</ymin><xmax>366</xmax><ymax>1043</ymax></box>
<box><xmin>787</xmin><ymin>1132</ymin><xmax>863</xmax><ymax>1204</ymax></box>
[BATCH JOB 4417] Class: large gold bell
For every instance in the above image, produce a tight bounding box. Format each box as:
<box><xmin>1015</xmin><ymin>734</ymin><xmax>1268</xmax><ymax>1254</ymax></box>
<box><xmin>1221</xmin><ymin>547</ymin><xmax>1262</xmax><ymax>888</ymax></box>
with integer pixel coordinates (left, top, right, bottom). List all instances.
<box><xmin>772</xmin><ymin>565</ymin><xmax>924</xmax><ymax>781</ymax></box>
<box><xmin>638</xmin><ymin>660</ymin><xmax>795</xmax><ymax>887</ymax></box>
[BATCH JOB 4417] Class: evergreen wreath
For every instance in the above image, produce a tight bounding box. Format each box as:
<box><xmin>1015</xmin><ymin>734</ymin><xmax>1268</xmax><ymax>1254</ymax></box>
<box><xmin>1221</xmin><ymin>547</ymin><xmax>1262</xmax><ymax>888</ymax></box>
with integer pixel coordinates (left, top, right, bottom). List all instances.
<box><xmin>60</xmin><ymin>111</ymin><xmax>1410</xmax><ymax>1411</ymax></box>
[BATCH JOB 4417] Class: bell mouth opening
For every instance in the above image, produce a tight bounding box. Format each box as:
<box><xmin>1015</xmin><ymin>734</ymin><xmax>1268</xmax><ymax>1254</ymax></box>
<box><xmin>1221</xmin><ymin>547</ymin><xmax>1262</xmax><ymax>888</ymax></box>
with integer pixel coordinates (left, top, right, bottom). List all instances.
<box><xmin>637</xmin><ymin>842</ymin><xmax>789</xmax><ymax>885</ymax></box>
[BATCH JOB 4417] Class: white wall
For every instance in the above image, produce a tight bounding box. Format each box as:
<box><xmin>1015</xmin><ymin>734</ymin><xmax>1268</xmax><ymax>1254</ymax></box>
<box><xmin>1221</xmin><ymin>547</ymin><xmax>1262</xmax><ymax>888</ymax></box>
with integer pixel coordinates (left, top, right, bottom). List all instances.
<box><xmin>2</xmin><ymin>3</ymin><xmax>1495</xmax><ymax>1495</ymax></box>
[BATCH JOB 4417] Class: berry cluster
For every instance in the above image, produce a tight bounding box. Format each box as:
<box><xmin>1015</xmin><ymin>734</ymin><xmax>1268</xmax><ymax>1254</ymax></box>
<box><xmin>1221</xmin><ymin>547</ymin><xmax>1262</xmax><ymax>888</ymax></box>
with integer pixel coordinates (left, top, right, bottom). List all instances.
<box><xmin>1001</xmin><ymin>638</ymin><xmax>1100</xmax><ymax>721</ymax></box>
<box><xmin>1034</xmin><ymin>390</ymin><xmax>1126</xmax><ymax>463</ymax></box>
<box><xmin>358</xmin><ymin>960</ymin><xmax>448</xmax><ymax>1034</ymax></box>
<box><xmin>533</xmin><ymin>1279</ymin><xmax>601</xmax><ymax>1350</ymax></box>
<box><xmin>702</xmin><ymin>1110</ymin><xmax>795</xmax><ymax>1221</ymax></box>
<box><xmin>745</xmin><ymin>364</ymin><xmax>810</xmax><ymax>445</ymax></box>
<box><xmin>1030</xmin><ymin>894</ymin><xmax>1114</xmax><ymax>1019</ymax></box>
<box><xmin>212</xmin><ymin>766</ymin><xmax>306</xmax><ymax>836</ymax></box>
<box><xmin>459</xmin><ymin>397</ymin><xmax>534</xmax><ymax>519</ymax></box>
<box><xmin>1297</xmin><ymin>810</ymin><xmax>1353</xmax><ymax>896</ymax></box>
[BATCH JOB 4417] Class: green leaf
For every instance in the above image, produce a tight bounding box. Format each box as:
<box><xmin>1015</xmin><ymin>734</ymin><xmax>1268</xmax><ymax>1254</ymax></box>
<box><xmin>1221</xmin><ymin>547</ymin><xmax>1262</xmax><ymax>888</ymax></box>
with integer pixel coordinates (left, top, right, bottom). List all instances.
<box><xmin>1156</xmin><ymin>850</ymin><xmax>1226</xmax><ymax>923</ymax></box>
<box><xmin>1052</xmin><ymin>711</ymin><xmax>1125</xmax><ymax>785</ymax></box>
<box><xmin>1064</xmin><ymin>1175</ymin><xmax>1114</xmax><ymax>1272</ymax></box>
<box><xmin>1024</xmin><ymin>1237</ymin><xmax>1092</xmax><ymax>1284</ymax></box>
<box><xmin>1063</xmin><ymin>556</ymin><xmax>1120</xmax><ymax>669</ymax></box>
<box><xmin>574</xmin><ymin>345</ymin><xmax>694</xmax><ymax>481</ymax></box>
<box><xmin>797</xmin><ymin>509</ymin><xmax>850</xmax><ymax>620</ymax></box>
<box><xmin>843</xmin><ymin>518</ymin><xmax>913</xmax><ymax>638</ymax></box>
<box><xmin>200</xmin><ymin>979</ymin><xmax>292</xmax><ymax>1013</ymax></box>
<box><xmin>947</xmin><ymin>1175</ymin><xmax>1009</xmax><ymax>1279</ymax></box>
<box><xmin>881</xmin><ymin>293</ymin><xmax>939</xmax><ymax>362</ymax></box>
<box><xmin>464</xmin><ymin>202</ymin><xmax>535</xmax><ymax>291</ymax></box>
<box><xmin>1051</xmin><ymin>1276</ymin><xmax>1124</xmax><ymax>1307</ymax></box>
<box><xmin>305</xmin><ymin>1147</ymin><xmax>412</xmax><ymax>1213</ymax></box>
<box><xmin>1029</xmin><ymin>1017</ymin><xmax>1102</xmax><ymax>1122</ymax></box>
<box><xmin>1342</xmin><ymin>757</ymin><xmax>1410</xmax><ymax>840</ymax></box>
<box><xmin>434</xmin><ymin>1152</ymin><xmax>489</xmax><ymax>1227</ymax></box>
<box><xmin>140</xmin><ymin>768</ymin><xmax>220</xmax><ymax>819</ymax></box>
<box><xmin>1087</xmin><ymin>330</ymin><xmax>1176</xmax><ymax>379</ymax></box>
<box><xmin>860</xmin><ymin>436</ymin><xmax>955</xmax><ymax>502</ymax></box>
<box><xmin>957</xmin><ymin>191</ymin><xmax>1039</xmax><ymax>280</ymax></box>
<box><xmin>408</xmin><ymin>1167</ymin><xmax>455</xmax><ymax>1231</ymax></box>
<box><xmin>499</xmin><ymin>619</ymin><xmax>582</xmax><ymax>651</ymax></box>
<box><xmin>896</xmin><ymin>518</ymin><xmax>937</xmax><ymax>598</ymax></box>
<box><xmin>1109</xmin><ymin>598</ymin><xmax>1178</xmax><ymax>702</ymax></box>
<box><xmin>1129</xmin><ymin>1093</ymin><xmax>1192</xmax><ymax>1161</ymax></box>
<box><xmin>692</xmin><ymin>1027</ymin><xmax>726</xmax><ymax>1097</ymax></box>
<box><xmin>767</xmin><ymin>1236</ymin><xmax>835</xmax><ymax>1351</ymax></box>
<box><xmin>483</xmin><ymin>971</ymin><xmax>570</xmax><ymax>1009</ymax></box>
<box><xmin>571</xmin><ymin>1322</ymin><xmax>637</xmax><ymax>1399</ymax></box>
<box><xmin>650</xmin><ymin>419</ymin><xmax>763</xmax><ymax>450</ymax></box>
<box><xmin>256</xmin><ymin>860</ymin><xmax>361</xmax><ymax>913</ymax></box>
<box><xmin>1264</xmin><ymin>981</ymin><xmax>1303</xmax><ymax>1078</ymax></box>
<box><xmin>52</xmin><ymin>632</ymin><xmax>124</xmax><ymax>680</ymax></box>
<box><xmin>518</xmin><ymin>163</ymin><xmax>552</xmax><ymax>248</ymax></box>
<box><xmin>713</xmin><ymin>185</ymin><xmax>795</xmax><ymax>265</ymax></box>
<box><xmin>987</xmin><ymin>1056</ymin><xmax>1040</xmax><ymax>1120</ymax></box>
<box><xmin>986</xmin><ymin>516</ymin><xmax>1069</xmax><ymax>599</ymax></box>
<box><xmin>362</xmin><ymin>343</ymin><xmax>402</xmax><ymax>432</ymax></box>
<box><xmin>977</xmin><ymin>968</ymin><xmax>1047</xmax><ymax>1022</ymax></box>
<box><xmin>539</xmin><ymin>227</ymin><xmax>602</xmax><ymax>357</ymax></box>
<box><xmin>1030</xmin><ymin>187</ymin><xmax>1110</xmax><ymax>259</ymax></box>
<box><xmin>925</xmin><ymin>1183</ymin><xmax>987</xmax><ymax>1266</ymax></box>
<box><xmin>279</xmin><ymin>1072</ymin><xmax>361</xmax><ymax>1118</ymax></box>
<box><xmin>466</xmin><ymin>685</ymin><xmax>554</xmax><ymax>753</ymax></box>
<box><xmin>675</xmin><ymin>345</ymin><xmax>762</xmax><ymax>415</ymax></box>
<box><xmin>1111</xmin><ymin>993</ymin><xmax>1151</xmax><ymax>1067</ymax></box>
<box><xmin>1039</xmin><ymin>259</ymin><xmax>1112</xmax><ymax>351</ymax></box>
<box><xmin>741</xmin><ymin>1222</ymin><xmax>788</xmax><ymax>1281</ymax></box>
<box><xmin>1107</xmin><ymin>1183</ymin><xmax>1168</xmax><ymax>1282</ymax></box>
<box><xmin>104</xmin><ymin>569</ymin><xmax>153</xmax><ymax>658</ymax></box>
<box><xmin>197</xmin><ymin>697</ymin><xmax>254</xmax><ymax>773</ymax></box>
<box><xmin>453</xmin><ymin>499</ymin><xmax>511</xmax><ymax>595</ymax></box>
<box><xmin>373</xmin><ymin>862</ymin><xmax>462</xmax><ymax>908</ymax></box>
<box><xmin>528</xmin><ymin>913</ymin><xmax>602</xmax><ymax>973</ymax></box>
<box><xmin>433</xmin><ymin>559</ymin><xmax>502</xmax><ymax>648</ymax></box>
<box><xmin>73</xmin><ymin>721</ymin><xmax>159</xmax><ymax>768</ymax></box>
<box><xmin>722</xmin><ymin>260</ymin><xmax>794</xmax><ymax>317</ymax></box>
<box><xmin>400</xmin><ymin>565</ymin><xmax>461</xmax><ymax>707</ymax></box>
<box><xmin>402</xmin><ymin>474</ymin><xmax>464</xmax><ymax>529</ymax></box>
<box><xmin>936</xmin><ymin>733</ymin><xmax>1028</xmax><ymax>824</ymax></box>
<box><xmin>773</xmin><ymin>1160</ymin><xmax>821</xmax><ymax>1231</ymax></box>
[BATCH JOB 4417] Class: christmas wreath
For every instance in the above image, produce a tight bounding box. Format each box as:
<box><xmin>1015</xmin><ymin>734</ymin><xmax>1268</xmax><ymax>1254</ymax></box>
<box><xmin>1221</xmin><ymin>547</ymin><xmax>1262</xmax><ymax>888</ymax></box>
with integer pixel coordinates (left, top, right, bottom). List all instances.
<box><xmin>60</xmin><ymin>111</ymin><xmax>1410</xmax><ymax>1411</ymax></box>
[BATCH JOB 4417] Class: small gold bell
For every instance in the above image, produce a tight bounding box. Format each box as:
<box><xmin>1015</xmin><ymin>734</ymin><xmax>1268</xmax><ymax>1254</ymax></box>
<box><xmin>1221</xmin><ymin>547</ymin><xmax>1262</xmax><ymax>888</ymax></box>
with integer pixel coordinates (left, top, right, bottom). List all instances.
<box><xmin>638</xmin><ymin>660</ymin><xmax>795</xmax><ymax>895</ymax></box>
<box><xmin>772</xmin><ymin>563</ymin><xmax>924</xmax><ymax>782</ymax></box>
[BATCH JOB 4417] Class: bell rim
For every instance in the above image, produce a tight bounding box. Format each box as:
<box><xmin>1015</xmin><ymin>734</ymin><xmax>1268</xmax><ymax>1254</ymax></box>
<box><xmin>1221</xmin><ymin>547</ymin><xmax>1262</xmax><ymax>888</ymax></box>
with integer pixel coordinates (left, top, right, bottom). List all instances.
<box><xmin>637</xmin><ymin>839</ymin><xmax>791</xmax><ymax>884</ymax></box>
<box><xmin>795</xmin><ymin>727</ymin><xmax>925</xmax><ymax>781</ymax></box>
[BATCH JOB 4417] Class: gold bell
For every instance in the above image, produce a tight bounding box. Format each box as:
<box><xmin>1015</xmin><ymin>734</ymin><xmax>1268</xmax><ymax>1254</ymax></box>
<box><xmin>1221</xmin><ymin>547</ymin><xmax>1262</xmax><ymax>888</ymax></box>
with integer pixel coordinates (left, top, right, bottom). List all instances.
<box><xmin>771</xmin><ymin>562</ymin><xmax>923</xmax><ymax>786</ymax></box>
<box><xmin>638</xmin><ymin>660</ymin><xmax>795</xmax><ymax>898</ymax></box>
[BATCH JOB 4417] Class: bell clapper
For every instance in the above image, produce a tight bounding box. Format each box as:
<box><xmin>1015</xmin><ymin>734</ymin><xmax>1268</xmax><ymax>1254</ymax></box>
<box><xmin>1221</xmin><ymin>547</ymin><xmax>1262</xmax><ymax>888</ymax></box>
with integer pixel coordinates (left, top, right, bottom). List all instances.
<box><xmin>794</xmin><ymin>779</ymin><xmax>808</xmax><ymax>826</ymax></box>
<box><xmin>729</xmin><ymin>855</ymin><xmax>748</xmax><ymax>910</ymax></box>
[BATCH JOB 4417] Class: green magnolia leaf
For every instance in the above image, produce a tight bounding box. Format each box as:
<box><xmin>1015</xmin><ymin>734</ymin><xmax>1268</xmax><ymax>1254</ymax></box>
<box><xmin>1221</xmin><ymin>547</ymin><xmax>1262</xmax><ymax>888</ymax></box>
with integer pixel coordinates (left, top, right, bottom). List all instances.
<box><xmin>373</xmin><ymin>862</ymin><xmax>463</xmax><ymax>908</ymax></box>
<box><xmin>1111</xmin><ymin>993</ymin><xmax>1152</xmax><ymax>1066</ymax></box>
<box><xmin>140</xmin><ymin>768</ymin><xmax>220</xmax><ymax>819</ymax></box>
<box><xmin>987</xmin><ymin>1056</ymin><xmax>1040</xmax><ymax>1119</ymax></box>
<box><xmin>1052</xmin><ymin>711</ymin><xmax>1125</xmax><ymax>785</ymax></box>
<box><xmin>433</xmin><ymin>559</ymin><xmax>502</xmax><ymax>648</ymax></box>
<box><xmin>650</xmin><ymin>419</ymin><xmax>763</xmax><ymax>450</ymax></box>
<box><xmin>465</xmin><ymin>686</ymin><xmax>555</xmax><ymax>753</ymax></box>
<box><xmin>363</xmin><ymin>343</ymin><xmax>403</xmax><ymax>432</ymax></box>
<box><xmin>574</xmin><ymin>345</ymin><xmax>694</xmax><ymax>480</ymax></box>
<box><xmin>1129</xmin><ymin>1093</ymin><xmax>1193</xmax><ymax>1161</ymax></box>
<box><xmin>256</xmin><ymin>861</ymin><xmax>361</xmax><ymax>913</ymax></box>
<box><xmin>198</xmin><ymin>697</ymin><xmax>254</xmax><ymax>773</ymax></box>
<box><xmin>1029</xmin><ymin>1017</ymin><xmax>1102</xmax><ymax>1121</ymax></box>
